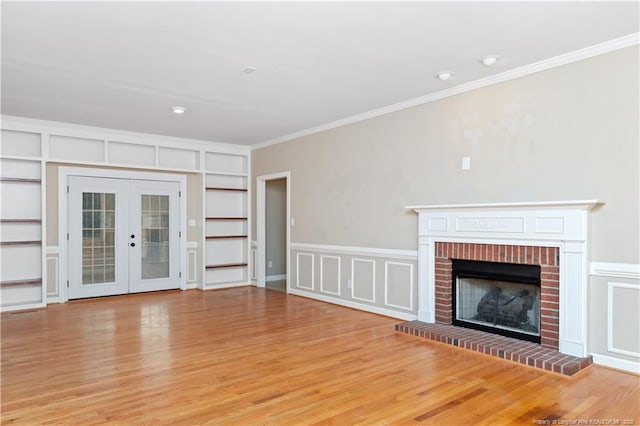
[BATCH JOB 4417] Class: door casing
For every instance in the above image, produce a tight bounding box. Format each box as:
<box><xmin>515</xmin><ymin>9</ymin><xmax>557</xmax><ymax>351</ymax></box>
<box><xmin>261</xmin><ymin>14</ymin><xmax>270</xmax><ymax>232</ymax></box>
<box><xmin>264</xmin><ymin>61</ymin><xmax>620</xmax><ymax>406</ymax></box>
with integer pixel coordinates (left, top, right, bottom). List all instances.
<box><xmin>59</xmin><ymin>166</ymin><xmax>187</xmax><ymax>302</ymax></box>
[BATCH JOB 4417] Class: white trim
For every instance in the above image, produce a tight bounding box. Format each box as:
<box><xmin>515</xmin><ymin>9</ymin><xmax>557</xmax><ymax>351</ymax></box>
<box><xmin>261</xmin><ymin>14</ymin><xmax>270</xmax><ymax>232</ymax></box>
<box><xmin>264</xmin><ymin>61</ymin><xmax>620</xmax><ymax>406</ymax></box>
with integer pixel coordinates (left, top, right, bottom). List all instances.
<box><xmin>384</xmin><ymin>261</ymin><xmax>414</xmax><ymax>311</ymax></box>
<box><xmin>0</xmin><ymin>302</ymin><xmax>47</xmax><ymax>312</ymax></box>
<box><xmin>202</xmin><ymin>282</ymin><xmax>249</xmax><ymax>290</ymax></box>
<box><xmin>47</xmin><ymin>296</ymin><xmax>61</xmax><ymax>304</ymax></box>
<box><xmin>289</xmin><ymin>288</ymin><xmax>417</xmax><ymax>322</ymax></box>
<box><xmin>46</xmin><ymin>253</ymin><xmax>59</xmax><ymax>297</ymax></box>
<box><xmin>591</xmin><ymin>262</ymin><xmax>640</xmax><ymax>280</ymax></box>
<box><xmin>252</xmin><ymin>34</ymin><xmax>639</xmax><ymax>150</ymax></box>
<box><xmin>256</xmin><ymin>171</ymin><xmax>291</xmax><ymax>290</ymax></box>
<box><xmin>266</xmin><ymin>274</ymin><xmax>286</xmax><ymax>282</ymax></box>
<box><xmin>592</xmin><ymin>354</ymin><xmax>640</xmax><ymax>375</ymax></box>
<box><xmin>607</xmin><ymin>281</ymin><xmax>640</xmax><ymax>358</ymax></box>
<box><xmin>351</xmin><ymin>258</ymin><xmax>376</xmax><ymax>303</ymax></box>
<box><xmin>296</xmin><ymin>253</ymin><xmax>315</xmax><ymax>290</ymax></box>
<box><xmin>291</xmin><ymin>242</ymin><xmax>418</xmax><ymax>261</ymax></box>
<box><xmin>320</xmin><ymin>255</ymin><xmax>341</xmax><ymax>296</ymax></box>
<box><xmin>2</xmin><ymin>115</ymin><xmax>249</xmax><ymax>156</ymax></box>
<box><xmin>187</xmin><ymin>249</ymin><xmax>198</xmax><ymax>284</ymax></box>
<box><xmin>46</xmin><ymin>246</ymin><xmax>59</xmax><ymax>255</ymax></box>
<box><xmin>58</xmin><ymin>166</ymin><xmax>188</xmax><ymax>302</ymax></box>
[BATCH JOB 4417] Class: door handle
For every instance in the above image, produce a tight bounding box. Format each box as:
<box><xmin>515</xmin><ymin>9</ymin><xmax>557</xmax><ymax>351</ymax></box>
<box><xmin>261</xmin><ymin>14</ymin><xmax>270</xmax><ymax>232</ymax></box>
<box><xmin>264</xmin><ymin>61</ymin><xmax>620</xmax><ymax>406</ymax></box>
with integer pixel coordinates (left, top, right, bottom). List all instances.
<box><xmin>130</xmin><ymin>242</ymin><xmax>135</xmax><ymax>247</ymax></box>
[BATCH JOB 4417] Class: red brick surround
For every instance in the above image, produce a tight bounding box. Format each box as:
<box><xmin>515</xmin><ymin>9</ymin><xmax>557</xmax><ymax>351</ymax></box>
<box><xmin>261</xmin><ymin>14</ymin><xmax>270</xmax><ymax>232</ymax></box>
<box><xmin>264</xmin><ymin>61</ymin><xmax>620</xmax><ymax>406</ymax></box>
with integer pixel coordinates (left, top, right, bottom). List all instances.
<box><xmin>434</xmin><ymin>242</ymin><xmax>559</xmax><ymax>349</ymax></box>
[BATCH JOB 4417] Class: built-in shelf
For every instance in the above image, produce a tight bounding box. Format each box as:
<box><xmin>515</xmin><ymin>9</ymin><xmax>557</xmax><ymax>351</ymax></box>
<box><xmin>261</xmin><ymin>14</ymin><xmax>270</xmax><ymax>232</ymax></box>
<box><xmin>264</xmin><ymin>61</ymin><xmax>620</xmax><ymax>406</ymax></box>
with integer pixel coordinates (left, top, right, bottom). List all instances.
<box><xmin>206</xmin><ymin>235</ymin><xmax>248</xmax><ymax>240</ymax></box>
<box><xmin>205</xmin><ymin>217</ymin><xmax>248</xmax><ymax>221</ymax></box>
<box><xmin>0</xmin><ymin>240</ymin><xmax>42</xmax><ymax>246</ymax></box>
<box><xmin>0</xmin><ymin>278</ymin><xmax>42</xmax><ymax>287</ymax></box>
<box><xmin>0</xmin><ymin>219</ymin><xmax>42</xmax><ymax>223</ymax></box>
<box><xmin>0</xmin><ymin>177</ymin><xmax>42</xmax><ymax>183</ymax></box>
<box><xmin>206</xmin><ymin>263</ymin><xmax>249</xmax><ymax>270</ymax></box>
<box><xmin>205</xmin><ymin>187</ymin><xmax>248</xmax><ymax>192</ymax></box>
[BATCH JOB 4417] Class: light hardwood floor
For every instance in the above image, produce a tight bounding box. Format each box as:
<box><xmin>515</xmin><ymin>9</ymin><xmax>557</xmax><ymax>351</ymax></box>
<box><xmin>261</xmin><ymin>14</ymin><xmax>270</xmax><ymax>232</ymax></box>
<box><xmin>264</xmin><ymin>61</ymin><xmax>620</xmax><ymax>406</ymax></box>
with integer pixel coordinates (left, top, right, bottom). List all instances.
<box><xmin>1</xmin><ymin>287</ymin><xmax>638</xmax><ymax>425</ymax></box>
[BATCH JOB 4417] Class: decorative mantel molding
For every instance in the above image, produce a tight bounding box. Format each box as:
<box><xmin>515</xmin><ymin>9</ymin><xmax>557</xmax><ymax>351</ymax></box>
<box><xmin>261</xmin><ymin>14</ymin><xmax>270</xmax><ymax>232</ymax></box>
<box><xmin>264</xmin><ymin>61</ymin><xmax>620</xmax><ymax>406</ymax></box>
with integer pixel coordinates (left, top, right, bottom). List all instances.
<box><xmin>407</xmin><ymin>200</ymin><xmax>600</xmax><ymax>358</ymax></box>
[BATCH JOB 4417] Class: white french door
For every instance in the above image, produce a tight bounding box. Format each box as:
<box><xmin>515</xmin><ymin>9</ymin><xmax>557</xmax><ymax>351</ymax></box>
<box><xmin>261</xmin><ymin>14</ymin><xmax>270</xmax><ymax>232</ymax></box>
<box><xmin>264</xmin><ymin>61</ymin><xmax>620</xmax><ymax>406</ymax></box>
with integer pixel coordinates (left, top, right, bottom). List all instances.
<box><xmin>68</xmin><ymin>176</ymin><xmax>180</xmax><ymax>299</ymax></box>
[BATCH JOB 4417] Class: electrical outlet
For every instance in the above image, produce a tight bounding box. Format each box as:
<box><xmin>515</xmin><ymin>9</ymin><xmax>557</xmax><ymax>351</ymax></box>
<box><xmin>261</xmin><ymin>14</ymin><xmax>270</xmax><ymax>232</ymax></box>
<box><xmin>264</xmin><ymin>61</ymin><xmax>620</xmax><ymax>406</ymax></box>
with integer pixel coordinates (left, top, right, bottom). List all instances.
<box><xmin>347</xmin><ymin>279</ymin><xmax>352</xmax><ymax>289</ymax></box>
<box><xmin>268</xmin><ymin>261</ymin><xmax>273</xmax><ymax>269</ymax></box>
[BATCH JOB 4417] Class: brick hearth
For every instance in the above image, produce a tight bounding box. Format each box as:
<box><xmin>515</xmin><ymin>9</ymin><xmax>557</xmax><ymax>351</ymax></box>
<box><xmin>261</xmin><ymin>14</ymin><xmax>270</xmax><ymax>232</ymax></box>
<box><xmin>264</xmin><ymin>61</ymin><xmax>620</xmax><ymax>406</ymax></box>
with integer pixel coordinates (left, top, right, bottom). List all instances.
<box><xmin>434</xmin><ymin>242</ymin><xmax>559</xmax><ymax>349</ymax></box>
<box><xmin>395</xmin><ymin>321</ymin><xmax>592</xmax><ymax>376</ymax></box>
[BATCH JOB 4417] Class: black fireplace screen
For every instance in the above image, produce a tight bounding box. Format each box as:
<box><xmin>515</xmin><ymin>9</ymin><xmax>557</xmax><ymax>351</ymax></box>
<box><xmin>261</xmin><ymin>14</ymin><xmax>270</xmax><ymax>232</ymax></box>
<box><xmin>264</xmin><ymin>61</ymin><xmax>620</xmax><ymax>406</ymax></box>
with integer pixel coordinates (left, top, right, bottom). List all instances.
<box><xmin>452</xmin><ymin>259</ymin><xmax>541</xmax><ymax>343</ymax></box>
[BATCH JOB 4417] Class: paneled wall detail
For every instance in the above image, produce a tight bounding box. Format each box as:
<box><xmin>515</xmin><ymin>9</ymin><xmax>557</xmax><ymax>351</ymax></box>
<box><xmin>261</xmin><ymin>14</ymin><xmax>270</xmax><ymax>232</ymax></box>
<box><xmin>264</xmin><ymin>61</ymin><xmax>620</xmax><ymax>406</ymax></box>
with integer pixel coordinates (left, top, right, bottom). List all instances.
<box><xmin>290</xmin><ymin>243</ymin><xmax>418</xmax><ymax>320</ymax></box>
<box><xmin>384</xmin><ymin>261</ymin><xmax>414</xmax><ymax>311</ymax></box>
<box><xmin>320</xmin><ymin>255</ymin><xmax>341</xmax><ymax>296</ymax></box>
<box><xmin>46</xmin><ymin>247</ymin><xmax>59</xmax><ymax>301</ymax></box>
<box><xmin>351</xmin><ymin>259</ymin><xmax>376</xmax><ymax>303</ymax></box>
<box><xmin>607</xmin><ymin>281</ymin><xmax>640</xmax><ymax>358</ymax></box>
<box><xmin>296</xmin><ymin>253</ymin><xmax>315</xmax><ymax>290</ymax></box>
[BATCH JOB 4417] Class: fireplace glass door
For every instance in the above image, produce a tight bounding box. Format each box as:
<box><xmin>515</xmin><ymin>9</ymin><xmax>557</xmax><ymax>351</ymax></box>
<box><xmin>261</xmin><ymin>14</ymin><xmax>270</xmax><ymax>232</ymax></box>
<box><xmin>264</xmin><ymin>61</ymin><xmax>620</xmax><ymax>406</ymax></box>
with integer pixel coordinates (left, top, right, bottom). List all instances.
<box><xmin>452</xmin><ymin>259</ymin><xmax>541</xmax><ymax>343</ymax></box>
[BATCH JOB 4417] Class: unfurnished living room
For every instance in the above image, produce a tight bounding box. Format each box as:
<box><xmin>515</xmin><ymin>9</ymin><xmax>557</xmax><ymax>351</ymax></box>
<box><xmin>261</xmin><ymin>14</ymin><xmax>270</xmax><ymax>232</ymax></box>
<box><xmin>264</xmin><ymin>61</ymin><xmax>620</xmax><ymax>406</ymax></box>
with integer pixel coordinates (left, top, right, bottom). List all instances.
<box><xmin>1</xmin><ymin>1</ymin><xmax>639</xmax><ymax>424</ymax></box>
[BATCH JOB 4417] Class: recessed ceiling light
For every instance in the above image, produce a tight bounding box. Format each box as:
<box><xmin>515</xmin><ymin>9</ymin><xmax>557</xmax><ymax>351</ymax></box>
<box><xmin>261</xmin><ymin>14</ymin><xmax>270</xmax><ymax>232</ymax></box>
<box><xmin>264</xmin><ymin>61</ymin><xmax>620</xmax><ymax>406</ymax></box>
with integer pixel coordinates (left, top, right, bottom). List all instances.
<box><xmin>481</xmin><ymin>55</ymin><xmax>500</xmax><ymax>67</ymax></box>
<box><xmin>172</xmin><ymin>106</ymin><xmax>186</xmax><ymax>114</ymax></box>
<box><xmin>243</xmin><ymin>66</ymin><xmax>257</xmax><ymax>74</ymax></box>
<box><xmin>436</xmin><ymin>71</ymin><xmax>454</xmax><ymax>81</ymax></box>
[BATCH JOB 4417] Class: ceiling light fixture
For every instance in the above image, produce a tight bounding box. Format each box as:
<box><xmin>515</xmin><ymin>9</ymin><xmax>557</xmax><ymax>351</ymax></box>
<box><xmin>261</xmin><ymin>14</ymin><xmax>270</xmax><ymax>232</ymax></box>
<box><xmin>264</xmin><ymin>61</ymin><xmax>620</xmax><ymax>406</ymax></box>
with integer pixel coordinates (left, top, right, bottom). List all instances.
<box><xmin>172</xmin><ymin>106</ymin><xmax>186</xmax><ymax>114</ymax></box>
<box><xmin>436</xmin><ymin>71</ymin><xmax>454</xmax><ymax>81</ymax></box>
<box><xmin>243</xmin><ymin>66</ymin><xmax>257</xmax><ymax>74</ymax></box>
<box><xmin>481</xmin><ymin>55</ymin><xmax>499</xmax><ymax>67</ymax></box>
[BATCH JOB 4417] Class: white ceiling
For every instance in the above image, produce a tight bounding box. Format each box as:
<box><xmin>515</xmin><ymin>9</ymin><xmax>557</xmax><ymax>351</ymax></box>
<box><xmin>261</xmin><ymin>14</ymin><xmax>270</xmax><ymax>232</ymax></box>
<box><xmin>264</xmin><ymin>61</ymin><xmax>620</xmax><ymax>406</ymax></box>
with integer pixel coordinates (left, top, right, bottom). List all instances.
<box><xmin>2</xmin><ymin>2</ymin><xmax>638</xmax><ymax>146</ymax></box>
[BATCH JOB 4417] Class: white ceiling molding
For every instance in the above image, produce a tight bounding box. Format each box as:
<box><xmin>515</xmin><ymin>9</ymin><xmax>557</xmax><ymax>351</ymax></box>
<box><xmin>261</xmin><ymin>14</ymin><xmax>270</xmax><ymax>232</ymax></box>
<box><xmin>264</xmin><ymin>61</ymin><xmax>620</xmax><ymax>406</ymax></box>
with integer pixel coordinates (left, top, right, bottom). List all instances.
<box><xmin>252</xmin><ymin>32</ymin><xmax>640</xmax><ymax>151</ymax></box>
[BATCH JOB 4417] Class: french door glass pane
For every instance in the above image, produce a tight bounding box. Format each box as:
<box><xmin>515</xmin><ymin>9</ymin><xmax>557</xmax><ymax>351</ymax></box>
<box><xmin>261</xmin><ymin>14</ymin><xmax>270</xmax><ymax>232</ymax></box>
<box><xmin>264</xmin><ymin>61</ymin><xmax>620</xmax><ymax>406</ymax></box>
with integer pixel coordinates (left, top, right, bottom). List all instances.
<box><xmin>141</xmin><ymin>194</ymin><xmax>170</xmax><ymax>280</ymax></box>
<box><xmin>82</xmin><ymin>192</ymin><xmax>116</xmax><ymax>284</ymax></box>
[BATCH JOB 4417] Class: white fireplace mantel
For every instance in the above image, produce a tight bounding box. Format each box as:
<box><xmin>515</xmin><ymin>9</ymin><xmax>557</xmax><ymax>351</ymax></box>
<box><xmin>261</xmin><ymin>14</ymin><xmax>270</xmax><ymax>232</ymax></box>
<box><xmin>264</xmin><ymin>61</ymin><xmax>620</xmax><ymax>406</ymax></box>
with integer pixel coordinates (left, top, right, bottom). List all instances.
<box><xmin>407</xmin><ymin>200</ymin><xmax>600</xmax><ymax>358</ymax></box>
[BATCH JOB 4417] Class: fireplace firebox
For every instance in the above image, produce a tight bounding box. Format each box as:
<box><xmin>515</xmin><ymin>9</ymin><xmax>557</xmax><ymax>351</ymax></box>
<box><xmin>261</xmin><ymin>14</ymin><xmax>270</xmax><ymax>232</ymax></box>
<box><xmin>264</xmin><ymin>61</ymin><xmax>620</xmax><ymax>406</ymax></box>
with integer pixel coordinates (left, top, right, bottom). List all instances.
<box><xmin>452</xmin><ymin>259</ymin><xmax>541</xmax><ymax>343</ymax></box>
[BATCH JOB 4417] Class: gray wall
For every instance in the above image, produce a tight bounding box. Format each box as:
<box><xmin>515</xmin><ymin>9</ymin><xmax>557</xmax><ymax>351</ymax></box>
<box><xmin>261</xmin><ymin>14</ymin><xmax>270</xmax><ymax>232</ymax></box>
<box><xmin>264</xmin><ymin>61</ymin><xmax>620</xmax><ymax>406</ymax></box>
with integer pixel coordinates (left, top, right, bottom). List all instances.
<box><xmin>265</xmin><ymin>178</ymin><xmax>286</xmax><ymax>277</ymax></box>
<box><xmin>253</xmin><ymin>46</ymin><xmax>639</xmax><ymax>263</ymax></box>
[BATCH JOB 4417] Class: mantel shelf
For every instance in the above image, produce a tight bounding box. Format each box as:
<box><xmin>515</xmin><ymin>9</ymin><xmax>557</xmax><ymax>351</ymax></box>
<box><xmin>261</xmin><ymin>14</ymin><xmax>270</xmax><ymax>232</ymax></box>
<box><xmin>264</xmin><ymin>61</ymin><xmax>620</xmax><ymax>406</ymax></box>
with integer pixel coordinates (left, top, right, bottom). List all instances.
<box><xmin>407</xmin><ymin>200</ymin><xmax>601</xmax><ymax>212</ymax></box>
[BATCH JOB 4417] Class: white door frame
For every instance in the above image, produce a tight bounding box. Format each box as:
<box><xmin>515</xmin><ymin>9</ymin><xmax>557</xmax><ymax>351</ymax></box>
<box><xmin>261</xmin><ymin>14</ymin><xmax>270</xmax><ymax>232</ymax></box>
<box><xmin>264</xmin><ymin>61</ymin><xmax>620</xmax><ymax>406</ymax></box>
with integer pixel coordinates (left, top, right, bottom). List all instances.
<box><xmin>58</xmin><ymin>166</ymin><xmax>187</xmax><ymax>302</ymax></box>
<box><xmin>256</xmin><ymin>172</ymin><xmax>291</xmax><ymax>290</ymax></box>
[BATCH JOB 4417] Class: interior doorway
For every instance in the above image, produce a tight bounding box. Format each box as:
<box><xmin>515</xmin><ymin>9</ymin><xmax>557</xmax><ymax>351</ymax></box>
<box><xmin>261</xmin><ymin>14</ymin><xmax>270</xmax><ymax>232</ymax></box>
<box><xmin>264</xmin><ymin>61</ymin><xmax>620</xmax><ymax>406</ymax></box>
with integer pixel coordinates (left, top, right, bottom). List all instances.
<box><xmin>265</xmin><ymin>178</ymin><xmax>287</xmax><ymax>292</ymax></box>
<box><xmin>256</xmin><ymin>172</ymin><xmax>290</xmax><ymax>291</ymax></box>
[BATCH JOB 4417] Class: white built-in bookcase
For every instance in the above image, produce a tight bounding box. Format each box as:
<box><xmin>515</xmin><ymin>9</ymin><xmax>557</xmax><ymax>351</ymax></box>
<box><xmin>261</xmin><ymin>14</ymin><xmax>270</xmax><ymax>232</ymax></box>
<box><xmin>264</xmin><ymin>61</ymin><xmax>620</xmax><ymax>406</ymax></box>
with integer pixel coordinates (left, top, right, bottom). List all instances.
<box><xmin>203</xmin><ymin>152</ymin><xmax>249</xmax><ymax>288</ymax></box>
<box><xmin>0</xmin><ymin>116</ymin><xmax>252</xmax><ymax>311</ymax></box>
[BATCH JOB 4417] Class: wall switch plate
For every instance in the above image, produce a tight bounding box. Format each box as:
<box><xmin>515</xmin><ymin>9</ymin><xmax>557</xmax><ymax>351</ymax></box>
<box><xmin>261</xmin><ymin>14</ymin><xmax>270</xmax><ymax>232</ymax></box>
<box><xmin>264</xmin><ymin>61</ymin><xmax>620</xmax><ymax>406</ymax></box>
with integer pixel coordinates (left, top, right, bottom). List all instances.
<box><xmin>290</xmin><ymin>218</ymin><xmax>295</xmax><ymax>226</ymax></box>
<box><xmin>268</xmin><ymin>261</ymin><xmax>273</xmax><ymax>268</ymax></box>
<box><xmin>347</xmin><ymin>279</ymin><xmax>352</xmax><ymax>289</ymax></box>
<box><xmin>188</xmin><ymin>219</ymin><xmax>196</xmax><ymax>227</ymax></box>
<box><xmin>462</xmin><ymin>156</ymin><xmax>471</xmax><ymax>170</ymax></box>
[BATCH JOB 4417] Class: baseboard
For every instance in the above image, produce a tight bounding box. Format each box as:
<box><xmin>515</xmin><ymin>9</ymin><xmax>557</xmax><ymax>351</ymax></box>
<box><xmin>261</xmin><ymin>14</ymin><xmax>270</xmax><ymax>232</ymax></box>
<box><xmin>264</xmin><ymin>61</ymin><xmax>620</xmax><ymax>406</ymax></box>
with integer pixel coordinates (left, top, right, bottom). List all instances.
<box><xmin>184</xmin><ymin>283</ymin><xmax>198</xmax><ymax>290</ymax></box>
<box><xmin>0</xmin><ymin>301</ymin><xmax>46</xmax><ymax>313</ymax></box>
<box><xmin>591</xmin><ymin>353</ymin><xmax>640</xmax><ymax>375</ymax></box>
<box><xmin>47</xmin><ymin>296</ymin><xmax>61</xmax><ymax>304</ymax></box>
<box><xmin>266</xmin><ymin>274</ymin><xmax>286</xmax><ymax>282</ymax></box>
<box><xmin>288</xmin><ymin>288</ymin><xmax>417</xmax><ymax>321</ymax></box>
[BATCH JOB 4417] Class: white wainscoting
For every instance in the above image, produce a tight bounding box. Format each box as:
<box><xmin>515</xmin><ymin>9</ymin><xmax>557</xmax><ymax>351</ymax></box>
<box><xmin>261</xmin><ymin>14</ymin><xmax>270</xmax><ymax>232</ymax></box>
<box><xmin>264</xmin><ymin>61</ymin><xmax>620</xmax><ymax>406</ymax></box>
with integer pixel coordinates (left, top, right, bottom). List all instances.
<box><xmin>320</xmin><ymin>255</ymin><xmax>341</xmax><ymax>296</ymax></box>
<box><xmin>186</xmin><ymin>242</ymin><xmax>198</xmax><ymax>289</ymax></box>
<box><xmin>290</xmin><ymin>242</ymin><xmax>418</xmax><ymax>321</ymax></box>
<box><xmin>590</xmin><ymin>261</ymin><xmax>640</xmax><ymax>374</ymax></box>
<box><xmin>296</xmin><ymin>253</ymin><xmax>315</xmax><ymax>290</ymax></box>
<box><xmin>46</xmin><ymin>246</ymin><xmax>60</xmax><ymax>302</ymax></box>
<box><xmin>351</xmin><ymin>258</ymin><xmax>376</xmax><ymax>303</ymax></box>
<box><xmin>384</xmin><ymin>261</ymin><xmax>414</xmax><ymax>311</ymax></box>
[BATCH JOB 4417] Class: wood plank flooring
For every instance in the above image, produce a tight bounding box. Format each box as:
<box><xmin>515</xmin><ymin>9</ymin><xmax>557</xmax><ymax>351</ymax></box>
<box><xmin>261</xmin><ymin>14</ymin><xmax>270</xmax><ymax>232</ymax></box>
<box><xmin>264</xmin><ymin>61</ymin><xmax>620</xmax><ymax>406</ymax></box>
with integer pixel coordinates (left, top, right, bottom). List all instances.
<box><xmin>1</xmin><ymin>287</ymin><xmax>638</xmax><ymax>425</ymax></box>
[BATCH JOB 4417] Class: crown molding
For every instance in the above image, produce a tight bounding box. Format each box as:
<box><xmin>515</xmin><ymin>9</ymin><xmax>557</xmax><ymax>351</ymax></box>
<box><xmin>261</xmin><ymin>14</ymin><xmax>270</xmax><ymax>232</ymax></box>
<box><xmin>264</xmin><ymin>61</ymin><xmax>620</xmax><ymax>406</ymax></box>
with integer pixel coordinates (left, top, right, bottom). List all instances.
<box><xmin>252</xmin><ymin>32</ymin><xmax>640</xmax><ymax>151</ymax></box>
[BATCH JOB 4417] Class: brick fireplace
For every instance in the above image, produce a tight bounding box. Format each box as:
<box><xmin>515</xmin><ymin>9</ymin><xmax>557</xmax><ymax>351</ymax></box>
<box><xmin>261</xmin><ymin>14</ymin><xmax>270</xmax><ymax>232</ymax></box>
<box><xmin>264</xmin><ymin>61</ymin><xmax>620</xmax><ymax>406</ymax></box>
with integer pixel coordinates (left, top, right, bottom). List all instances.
<box><xmin>434</xmin><ymin>242</ymin><xmax>559</xmax><ymax>349</ymax></box>
<box><xmin>406</xmin><ymin>200</ymin><xmax>599</xmax><ymax>358</ymax></box>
